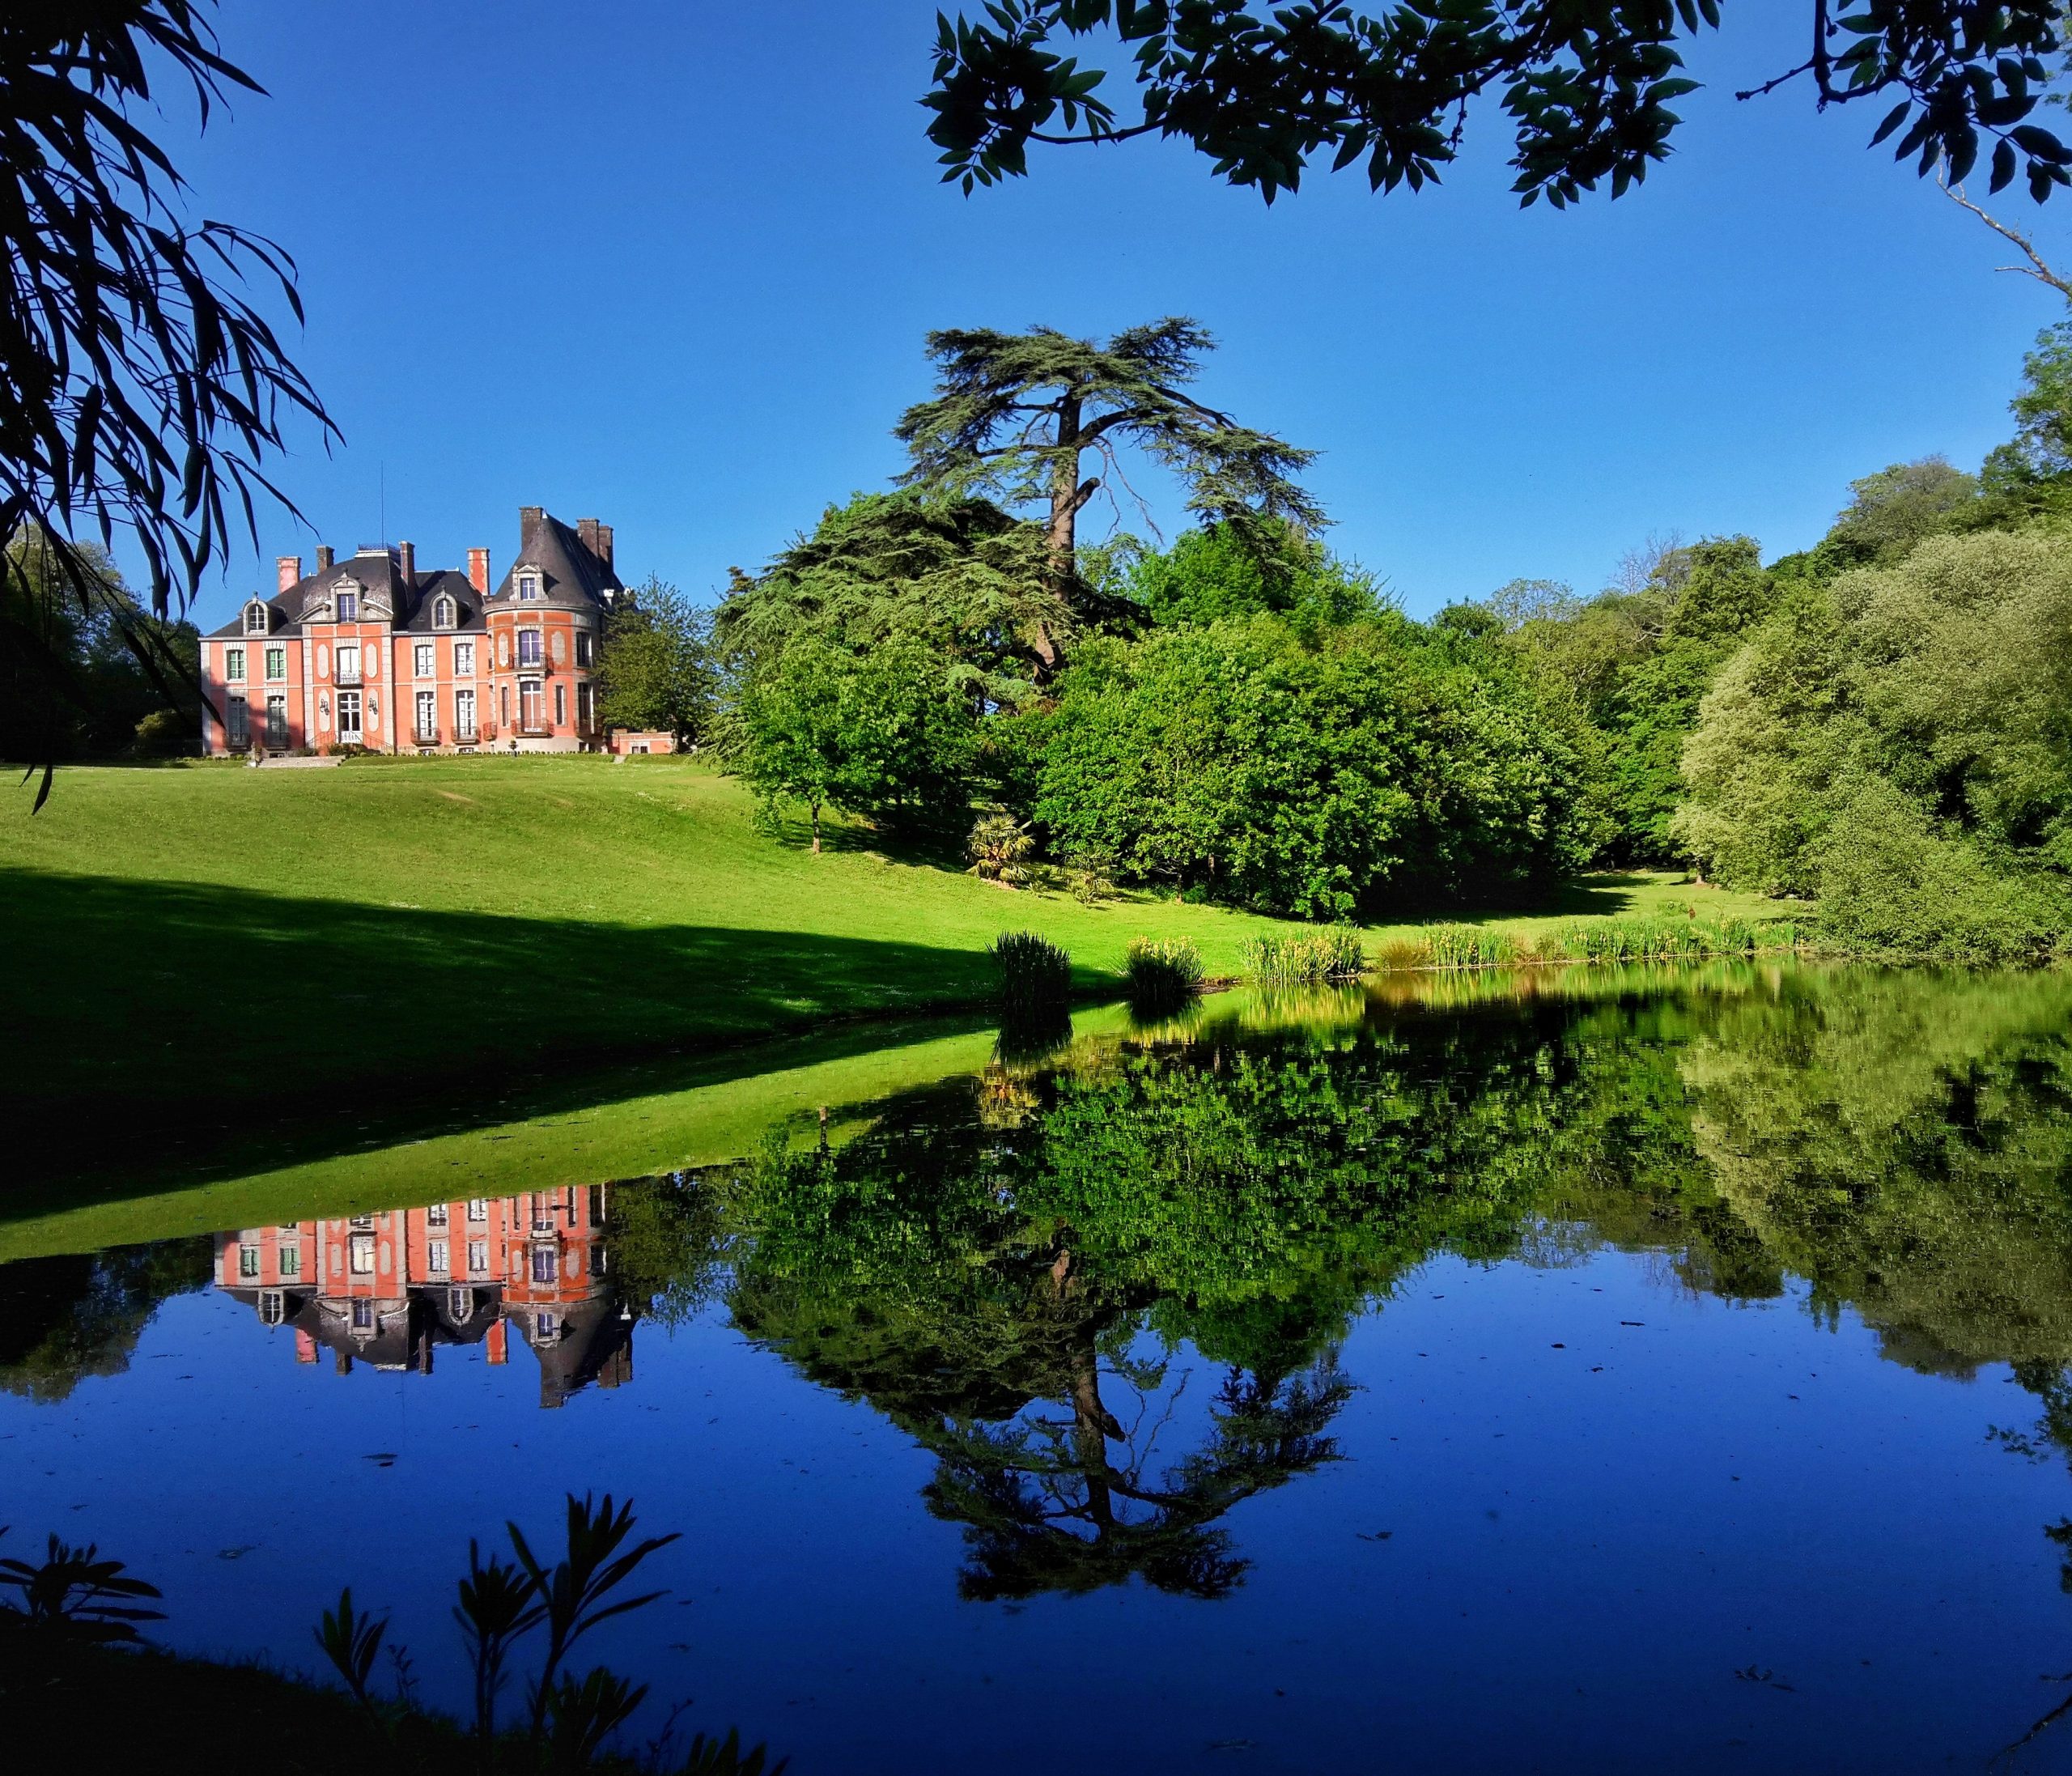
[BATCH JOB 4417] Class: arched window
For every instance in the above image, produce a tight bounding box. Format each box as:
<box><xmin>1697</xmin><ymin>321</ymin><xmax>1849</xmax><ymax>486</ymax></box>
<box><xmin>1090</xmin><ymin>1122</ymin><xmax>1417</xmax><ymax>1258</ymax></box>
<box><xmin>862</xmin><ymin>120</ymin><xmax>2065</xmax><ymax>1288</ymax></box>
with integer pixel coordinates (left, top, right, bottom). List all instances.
<box><xmin>433</xmin><ymin>595</ymin><xmax>456</xmax><ymax>629</ymax></box>
<box><xmin>243</xmin><ymin>602</ymin><xmax>269</xmax><ymax>635</ymax></box>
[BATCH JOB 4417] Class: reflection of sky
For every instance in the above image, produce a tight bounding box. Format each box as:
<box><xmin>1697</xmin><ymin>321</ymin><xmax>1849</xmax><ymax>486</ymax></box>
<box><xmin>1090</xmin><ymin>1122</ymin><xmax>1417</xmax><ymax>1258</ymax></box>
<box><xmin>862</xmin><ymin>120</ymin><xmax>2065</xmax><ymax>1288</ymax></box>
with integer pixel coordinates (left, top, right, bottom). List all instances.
<box><xmin>5</xmin><ymin>1244</ymin><xmax>2070</xmax><ymax>1774</ymax></box>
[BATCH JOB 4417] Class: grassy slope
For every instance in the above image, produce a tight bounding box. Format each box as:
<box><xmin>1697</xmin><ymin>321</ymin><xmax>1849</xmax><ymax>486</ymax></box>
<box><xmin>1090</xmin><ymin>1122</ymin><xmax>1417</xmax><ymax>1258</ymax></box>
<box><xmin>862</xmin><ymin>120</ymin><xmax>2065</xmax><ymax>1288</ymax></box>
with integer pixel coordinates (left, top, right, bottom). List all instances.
<box><xmin>0</xmin><ymin>754</ymin><xmax>1777</xmax><ymax>1188</ymax></box>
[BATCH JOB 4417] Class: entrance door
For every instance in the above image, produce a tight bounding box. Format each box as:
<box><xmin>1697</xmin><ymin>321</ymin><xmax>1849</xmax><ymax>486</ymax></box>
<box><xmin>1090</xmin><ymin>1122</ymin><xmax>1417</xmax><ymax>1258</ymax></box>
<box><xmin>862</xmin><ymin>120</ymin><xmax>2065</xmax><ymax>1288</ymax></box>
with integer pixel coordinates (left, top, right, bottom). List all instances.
<box><xmin>337</xmin><ymin>690</ymin><xmax>363</xmax><ymax>743</ymax></box>
<box><xmin>520</xmin><ymin>679</ymin><xmax>544</xmax><ymax>733</ymax></box>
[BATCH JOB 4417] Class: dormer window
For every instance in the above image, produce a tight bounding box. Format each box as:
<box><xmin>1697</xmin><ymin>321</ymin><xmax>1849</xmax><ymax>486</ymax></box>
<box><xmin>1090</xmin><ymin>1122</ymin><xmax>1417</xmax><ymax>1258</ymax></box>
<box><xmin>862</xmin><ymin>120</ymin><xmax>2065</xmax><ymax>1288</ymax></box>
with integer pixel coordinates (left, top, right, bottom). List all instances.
<box><xmin>433</xmin><ymin>595</ymin><xmax>456</xmax><ymax>629</ymax></box>
<box><xmin>243</xmin><ymin>601</ymin><xmax>269</xmax><ymax>635</ymax></box>
<box><xmin>336</xmin><ymin>590</ymin><xmax>359</xmax><ymax>622</ymax></box>
<box><xmin>516</xmin><ymin>572</ymin><xmax>541</xmax><ymax>601</ymax></box>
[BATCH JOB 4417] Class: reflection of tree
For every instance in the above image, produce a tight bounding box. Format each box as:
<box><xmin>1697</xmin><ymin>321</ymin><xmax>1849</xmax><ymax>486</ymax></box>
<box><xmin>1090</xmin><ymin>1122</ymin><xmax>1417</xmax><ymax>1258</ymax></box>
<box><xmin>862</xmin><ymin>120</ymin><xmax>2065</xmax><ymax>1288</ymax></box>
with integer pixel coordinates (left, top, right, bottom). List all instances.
<box><xmin>922</xmin><ymin>1331</ymin><xmax>1351</xmax><ymax>1600</ymax></box>
<box><xmin>0</xmin><ymin>1241</ymin><xmax>211</xmax><ymax>1403</ymax></box>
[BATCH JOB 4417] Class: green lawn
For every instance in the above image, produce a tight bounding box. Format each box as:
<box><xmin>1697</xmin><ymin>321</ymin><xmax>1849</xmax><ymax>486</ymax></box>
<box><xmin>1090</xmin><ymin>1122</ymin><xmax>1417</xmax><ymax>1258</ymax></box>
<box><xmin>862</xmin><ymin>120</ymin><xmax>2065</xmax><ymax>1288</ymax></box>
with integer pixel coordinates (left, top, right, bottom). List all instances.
<box><xmin>0</xmin><ymin>754</ymin><xmax>1778</xmax><ymax>1197</ymax></box>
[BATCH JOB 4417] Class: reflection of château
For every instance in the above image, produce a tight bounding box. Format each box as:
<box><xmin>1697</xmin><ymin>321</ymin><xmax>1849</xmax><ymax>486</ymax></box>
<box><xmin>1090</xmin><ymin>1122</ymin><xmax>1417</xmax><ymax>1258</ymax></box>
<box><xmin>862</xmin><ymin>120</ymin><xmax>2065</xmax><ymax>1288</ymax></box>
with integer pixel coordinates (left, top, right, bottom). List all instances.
<box><xmin>213</xmin><ymin>1185</ymin><xmax>632</xmax><ymax>1408</ymax></box>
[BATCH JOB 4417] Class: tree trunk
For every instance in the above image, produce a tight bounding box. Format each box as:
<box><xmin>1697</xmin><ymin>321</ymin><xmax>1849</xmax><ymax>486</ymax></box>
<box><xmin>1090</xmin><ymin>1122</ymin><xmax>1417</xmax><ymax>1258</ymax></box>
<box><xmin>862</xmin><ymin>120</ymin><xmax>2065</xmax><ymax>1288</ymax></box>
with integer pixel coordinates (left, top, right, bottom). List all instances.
<box><xmin>1039</xmin><ymin>389</ymin><xmax>1101</xmax><ymax>677</ymax></box>
<box><xmin>810</xmin><ymin>801</ymin><xmax>822</xmax><ymax>854</ymax></box>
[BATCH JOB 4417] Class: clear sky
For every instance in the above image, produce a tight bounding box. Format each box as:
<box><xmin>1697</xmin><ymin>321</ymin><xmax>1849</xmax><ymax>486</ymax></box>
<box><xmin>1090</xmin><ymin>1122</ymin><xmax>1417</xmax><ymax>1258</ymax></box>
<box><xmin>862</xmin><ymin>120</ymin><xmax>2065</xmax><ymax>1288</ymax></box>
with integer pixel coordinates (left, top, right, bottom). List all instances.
<box><xmin>163</xmin><ymin>0</ymin><xmax>2070</xmax><ymax>628</ymax></box>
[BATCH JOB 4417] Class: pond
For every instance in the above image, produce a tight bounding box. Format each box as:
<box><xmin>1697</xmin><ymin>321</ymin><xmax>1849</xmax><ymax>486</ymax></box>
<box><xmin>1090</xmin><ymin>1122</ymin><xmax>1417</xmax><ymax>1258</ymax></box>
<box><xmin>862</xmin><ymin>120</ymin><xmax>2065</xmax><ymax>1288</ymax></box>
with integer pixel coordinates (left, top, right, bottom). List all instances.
<box><xmin>8</xmin><ymin>963</ymin><xmax>2072</xmax><ymax>1773</ymax></box>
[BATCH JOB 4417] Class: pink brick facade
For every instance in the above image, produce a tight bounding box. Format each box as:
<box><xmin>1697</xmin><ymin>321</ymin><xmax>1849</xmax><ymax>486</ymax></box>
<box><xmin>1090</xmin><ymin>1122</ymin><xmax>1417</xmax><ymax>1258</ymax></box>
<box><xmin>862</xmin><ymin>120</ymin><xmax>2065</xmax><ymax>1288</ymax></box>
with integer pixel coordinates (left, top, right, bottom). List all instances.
<box><xmin>213</xmin><ymin>1183</ymin><xmax>631</xmax><ymax>1408</ymax></box>
<box><xmin>200</xmin><ymin>506</ymin><xmax>620</xmax><ymax>758</ymax></box>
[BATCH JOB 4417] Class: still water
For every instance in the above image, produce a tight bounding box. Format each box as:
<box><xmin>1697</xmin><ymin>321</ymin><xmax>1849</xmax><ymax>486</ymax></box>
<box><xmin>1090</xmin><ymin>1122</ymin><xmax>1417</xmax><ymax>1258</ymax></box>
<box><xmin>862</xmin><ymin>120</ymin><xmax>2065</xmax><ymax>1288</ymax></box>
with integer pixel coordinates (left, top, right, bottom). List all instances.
<box><xmin>9</xmin><ymin>964</ymin><xmax>2072</xmax><ymax>1772</ymax></box>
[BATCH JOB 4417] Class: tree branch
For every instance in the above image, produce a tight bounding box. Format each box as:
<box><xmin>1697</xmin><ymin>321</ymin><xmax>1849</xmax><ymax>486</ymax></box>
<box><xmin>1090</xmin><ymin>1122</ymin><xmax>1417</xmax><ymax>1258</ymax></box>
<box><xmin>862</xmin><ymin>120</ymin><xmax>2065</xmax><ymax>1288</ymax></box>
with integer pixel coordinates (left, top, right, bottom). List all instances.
<box><xmin>1939</xmin><ymin>170</ymin><xmax>2072</xmax><ymax>300</ymax></box>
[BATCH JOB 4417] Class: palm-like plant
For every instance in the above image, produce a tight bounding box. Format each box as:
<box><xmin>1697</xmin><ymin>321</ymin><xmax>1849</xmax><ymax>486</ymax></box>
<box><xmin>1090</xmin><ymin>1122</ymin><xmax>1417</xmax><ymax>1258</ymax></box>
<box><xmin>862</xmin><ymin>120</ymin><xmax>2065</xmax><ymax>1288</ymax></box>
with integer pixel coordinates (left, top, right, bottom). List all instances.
<box><xmin>968</xmin><ymin>811</ymin><xmax>1035</xmax><ymax>885</ymax></box>
<box><xmin>0</xmin><ymin>1527</ymin><xmax>165</xmax><ymax>1643</ymax></box>
<box><xmin>508</xmin><ymin>1493</ymin><xmax>680</xmax><ymax>1740</ymax></box>
<box><xmin>453</xmin><ymin>1537</ymin><xmax>546</xmax><ymax>1757</ymax></box>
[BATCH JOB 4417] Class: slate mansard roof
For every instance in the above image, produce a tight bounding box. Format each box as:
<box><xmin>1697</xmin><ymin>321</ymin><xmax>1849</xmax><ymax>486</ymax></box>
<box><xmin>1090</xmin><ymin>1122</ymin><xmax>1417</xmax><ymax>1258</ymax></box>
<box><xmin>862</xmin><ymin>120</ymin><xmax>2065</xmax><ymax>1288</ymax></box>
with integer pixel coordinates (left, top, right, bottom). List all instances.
<box><xmin>490</xmin><ymin>509</ymin><xmax>624</xmax><ymax>612</ymax></box>
<box><xmin>206</xmin><ymin>553</ymin><xmax>483</xmax><ymax>640</ymax></box>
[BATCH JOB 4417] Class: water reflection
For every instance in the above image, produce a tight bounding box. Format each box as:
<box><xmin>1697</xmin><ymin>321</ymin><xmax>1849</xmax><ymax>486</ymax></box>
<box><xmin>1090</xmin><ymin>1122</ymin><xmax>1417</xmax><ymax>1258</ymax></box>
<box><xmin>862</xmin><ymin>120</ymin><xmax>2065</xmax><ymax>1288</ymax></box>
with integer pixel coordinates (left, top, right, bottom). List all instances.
<box><xmin>13</xmin><ymin>964</ymin><xmax>2072</xmax><ymax>1768</ymax></box>
<box><xmin>213</xmin><ymin>1185</ymin><xmax>634</xmax><ymax>1407</ymax></box>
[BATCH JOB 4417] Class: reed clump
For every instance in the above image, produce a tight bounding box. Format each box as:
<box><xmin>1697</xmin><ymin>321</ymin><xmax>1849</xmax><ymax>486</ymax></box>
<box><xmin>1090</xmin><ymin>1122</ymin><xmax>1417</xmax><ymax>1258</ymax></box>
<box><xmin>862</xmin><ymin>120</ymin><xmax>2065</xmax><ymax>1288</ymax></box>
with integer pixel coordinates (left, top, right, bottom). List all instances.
<box><xmin>1392</xmin><ymin>915</ymin><xmax>1806</xmax><ymax>971</ymax></box>
<box><xmin>1123</xmin><ymin>936</ymin><xmax>1205</xmax><ymax>1007</ymax></box>
<box><xmin>991</xmin><ymin>930</ymin><xmax>1073</xmax><ymax>1013</ymax></box>
<box><xmin>1244</xmin><ymin>926</ymin><xmax>1365</xmax><ymax>985</ymax></box>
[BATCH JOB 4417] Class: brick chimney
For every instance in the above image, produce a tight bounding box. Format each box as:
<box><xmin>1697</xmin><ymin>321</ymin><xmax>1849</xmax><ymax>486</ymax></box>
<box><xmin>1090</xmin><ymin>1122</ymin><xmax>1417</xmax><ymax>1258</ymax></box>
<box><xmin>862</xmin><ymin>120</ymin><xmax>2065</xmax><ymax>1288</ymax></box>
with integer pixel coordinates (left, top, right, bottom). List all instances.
<box><xmin>519</xmin><ymin>505</ymin><xmax>542</xmax><ymax>546</ymax></box>
<box><xmin>275</xmin><ymin>554</ymin><xmax>302</xmax><ymax>593</ymax></box>
<box><xmin>316</xmin><ymin>545</ymin><xmax>334</xmax><ymax>571</ymax></box>
<box><xmin>595</xmin><ymin>524</ymin><xmax>614</xmax><ymax>569</ymax></box>
<box><xmin>577</xmin><ymin>518</ymin><xmax>600</xmax><ymax>558</ymax></box>
<box><xmin>397</xmin><ymin>539</ymin><xmax>415</xmax><ymax>589</ymax></box>
<box><xmin>467</xmin><ymin>547</ymin><xmax>490</xmax><ymax>596</ymax></box>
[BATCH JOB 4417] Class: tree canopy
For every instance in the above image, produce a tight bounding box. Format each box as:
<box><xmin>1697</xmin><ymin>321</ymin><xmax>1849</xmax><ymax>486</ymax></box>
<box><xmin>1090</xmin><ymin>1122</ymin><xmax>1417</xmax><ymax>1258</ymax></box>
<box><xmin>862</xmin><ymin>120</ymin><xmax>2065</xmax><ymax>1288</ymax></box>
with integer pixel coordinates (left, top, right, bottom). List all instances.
<box><xmin>923</xmin><ymin>2</ymin><xmax>2072</xmax><ymax>206</ymax></box>
<box><xmin>894</xmin><ymin>319</ymin><xmax>1322</xmax><ymax>670</ymax></box>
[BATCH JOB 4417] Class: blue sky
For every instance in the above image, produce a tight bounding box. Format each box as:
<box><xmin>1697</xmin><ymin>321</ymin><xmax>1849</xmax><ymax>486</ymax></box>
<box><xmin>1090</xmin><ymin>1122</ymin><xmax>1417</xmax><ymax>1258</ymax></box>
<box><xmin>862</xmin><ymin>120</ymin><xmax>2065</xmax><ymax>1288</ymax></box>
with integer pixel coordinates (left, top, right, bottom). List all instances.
<box><xmin>165</xmin><ymin>0</ymin><xmax>2070</xmax><ymax>628</ymax></box>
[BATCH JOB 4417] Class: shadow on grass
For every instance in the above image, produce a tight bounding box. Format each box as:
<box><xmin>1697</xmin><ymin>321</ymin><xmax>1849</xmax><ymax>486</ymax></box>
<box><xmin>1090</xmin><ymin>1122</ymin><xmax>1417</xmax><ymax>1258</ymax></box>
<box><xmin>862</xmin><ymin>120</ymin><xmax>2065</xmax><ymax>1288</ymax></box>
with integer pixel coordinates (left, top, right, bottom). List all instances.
<box><xmin>0</xmin><ymin>865</ymin><xmax>1021</xmax><ymax>1210</ymax></box>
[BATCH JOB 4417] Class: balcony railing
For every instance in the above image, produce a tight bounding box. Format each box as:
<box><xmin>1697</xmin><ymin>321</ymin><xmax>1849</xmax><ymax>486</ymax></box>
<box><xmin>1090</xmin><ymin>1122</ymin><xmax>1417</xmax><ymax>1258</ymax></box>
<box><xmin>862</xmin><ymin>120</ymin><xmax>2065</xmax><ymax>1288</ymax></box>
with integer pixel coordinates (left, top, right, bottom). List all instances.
<box><xmin>413</xmin><ymin>729</ymin><xmax>440</xmax><ymax>747</ymax></box>
<box><xmin>517</xmin><ymin>722</ymin><xmax>555</xmax><ymax>739</ymax></box>
<box><xmin>453</xmin><ymin>726</ymin><xmax>478</xmax><ymax>745</ymax></box>
<box><xmin>334</xmin><ymin>665</ymin><xmax>363</xmax><ymax>687</ymax></box>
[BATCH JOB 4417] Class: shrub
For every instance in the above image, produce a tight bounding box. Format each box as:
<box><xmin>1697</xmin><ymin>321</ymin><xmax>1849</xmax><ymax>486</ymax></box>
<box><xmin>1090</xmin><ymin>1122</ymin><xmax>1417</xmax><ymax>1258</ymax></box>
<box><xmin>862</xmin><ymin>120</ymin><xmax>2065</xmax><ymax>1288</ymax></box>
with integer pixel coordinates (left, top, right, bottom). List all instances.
<box><xmin>991</xmin><ymin>931</ymin><xmax>1072</xmax><ymax>1013</ymax></box>
<box><xmin>1124</xmin><ymin>937</ymin><xmax>1204</xmax><ymax>1009</ymax></box>
<box><xmin>1813</xmin><ymin>776</ymin><xmax>2068</xmax><ymax>961</ymax></box>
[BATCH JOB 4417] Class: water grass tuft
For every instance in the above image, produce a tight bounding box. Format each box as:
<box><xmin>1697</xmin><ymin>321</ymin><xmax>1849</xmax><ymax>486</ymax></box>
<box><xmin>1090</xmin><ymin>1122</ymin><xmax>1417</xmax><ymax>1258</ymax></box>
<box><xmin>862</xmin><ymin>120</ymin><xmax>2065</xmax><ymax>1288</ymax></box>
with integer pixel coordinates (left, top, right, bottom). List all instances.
<box><xmin>1403</xmin><ymin>914</ymin><xmax>1806</xmax><ymax>971</ymax></box>
<box><xmin>1244</xmin><ymin>925</ymin><xmax>1365</xmax><ymax>985</ymax></box>
<box><xmin>991</xmin><ymin>930</ymin><xmax>1073</xmax><ymax>1013</ymax></box>
<box><xmin>1123</xmin><ymin>936</ymin><xmax>1205</xmax><ymax>1009</ymax></box>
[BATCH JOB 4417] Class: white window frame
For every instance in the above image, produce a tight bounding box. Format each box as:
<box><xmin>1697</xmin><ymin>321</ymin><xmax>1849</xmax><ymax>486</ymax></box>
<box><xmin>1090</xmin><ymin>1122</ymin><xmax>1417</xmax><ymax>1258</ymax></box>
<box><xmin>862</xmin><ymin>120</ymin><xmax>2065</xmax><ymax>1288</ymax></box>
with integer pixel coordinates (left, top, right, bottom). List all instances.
<box><xmin>244</xmin><ymin>602</ymin><xmax>269</xmax><ymax>635</ymax></box>
<box><xmin>516</xmin><ymin>572</ymin><xmax>541</xmax><ymax>601</ymax></box>
<box><xmin>265</xmin><ymin>695</ymin><xmax>287</xmax><ymax>746</ymax></box>
<box><xmin>347</xmin><ymin>1233</ymin><xmax>376</xmax><ymax>1275</ymax></box>
<box><xmin>517</xmin><ymin>627</ymin><xmax>543</xmax><ymax>667</ymax></box>
<box><xmin>336</xmin><ymin>689</ymin><xmax>363</xmax><ymax>743</ymax></box>
<box><xmin>415</xmin><ymin>690</ymin><xmax>437</xmax><ymax>741</ymax></box>
<box><xmin>454</xmin><ymin>640</ymin><xmax>474</xmax><ymax>677</ymax></box>
<box><xmin>455</xmin><ymin>687</ymin><xmax>477</xmax><ymax>739</ymax></box>
<box><xmin>224</xmin><ymin>646</ymin><xmax>245</xmax><ymax>683</ymax></box>
<box><xmin>575</xmin><ymin>630</ymin><xmax>593</xmax><ymax>667</ymax></box>
<box><xmin>434</xmin><ymin>596</ymin><xmax>456</xmax><ymax>629</ymax></box>
<box><xmin>265</xmin><ymin>644</ymin><xmax>286</xmax><ymax>682</ymax></box>
<box><xmin>428</xmin><ymin>1239</ymin><xmax>450</xmax><ymax>1276</ymax></box>
<box><xmin>226</xmin><ymin>695</ymin><xmax>249</xmax><ymax>747</ymax></box>
<box><xmin>414</xmin><ymin>642</ymin><xmax>435</xmax><ymax>678</ymax></box>
<box><xmin>336</xmin><ymin>590</ymin><xmax>359</xmax><ymax>622</ymax></box>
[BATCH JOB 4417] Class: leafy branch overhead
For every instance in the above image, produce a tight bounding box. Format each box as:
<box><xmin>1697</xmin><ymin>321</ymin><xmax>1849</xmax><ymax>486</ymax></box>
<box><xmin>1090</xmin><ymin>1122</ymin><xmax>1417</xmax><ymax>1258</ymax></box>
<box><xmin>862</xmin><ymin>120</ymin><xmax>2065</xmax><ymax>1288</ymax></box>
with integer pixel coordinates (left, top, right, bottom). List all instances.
<box><xmin>923</xmin><ymin>2</ymin><xmax>2072</xmax><ymax>206</ymax></box>
<box><xmin>0</xmin><ymin>3</ymin><xmax>336</xmax><ymax>803</ymax></box>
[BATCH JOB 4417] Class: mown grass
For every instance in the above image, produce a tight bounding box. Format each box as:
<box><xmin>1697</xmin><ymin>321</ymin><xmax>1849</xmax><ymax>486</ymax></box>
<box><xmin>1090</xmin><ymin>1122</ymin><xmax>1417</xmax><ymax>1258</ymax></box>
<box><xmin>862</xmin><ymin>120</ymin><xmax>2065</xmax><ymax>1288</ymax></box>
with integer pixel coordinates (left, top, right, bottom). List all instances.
<box><xmin>0</xmin><ymin>754</ymin><xmax>1785</xmax><ymax>1191</ymax></box>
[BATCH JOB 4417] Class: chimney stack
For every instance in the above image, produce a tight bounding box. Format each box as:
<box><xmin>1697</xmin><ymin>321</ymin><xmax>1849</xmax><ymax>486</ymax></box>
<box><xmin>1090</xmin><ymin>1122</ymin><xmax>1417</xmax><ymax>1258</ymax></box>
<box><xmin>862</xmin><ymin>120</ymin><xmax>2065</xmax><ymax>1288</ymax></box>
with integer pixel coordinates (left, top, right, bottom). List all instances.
<box><xmin>519</xmin><ymin>505</ymin><xmax>542</xmax><ymax>547</ymax></box>
<box><xmin>316</xmin><ymin>545</ymin><xmax>334</xmax><ymax>571</ymax></box>
<box><xmin>577</xmin><ymin>517</ymin><xmax>600</xmax><ymax>558</ymax></box>
<box><xmin>467</xmin><ymin>548</ymin><xmax>490</xmax><ymax>596</ymax></box>
<box><xmin>397</xmin><ymin>539</ymin><xmax>415</xmax><ymax>589</ymax></box>
<box><xmin>595</xmin><ymin>524</ymin><xmax>614</xmax><ymax>568</ymax></box>
<box><xmin>275</xmin><ymin>554</ymin><xmax>302</xmax><ymax>593</ymax></box>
